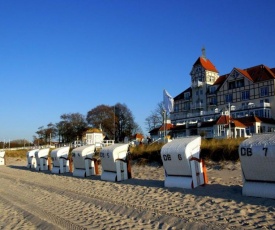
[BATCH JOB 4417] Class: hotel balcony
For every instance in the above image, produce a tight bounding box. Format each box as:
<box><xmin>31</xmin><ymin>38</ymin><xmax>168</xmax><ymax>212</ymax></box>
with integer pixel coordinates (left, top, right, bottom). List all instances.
<box><xmin>228</xmin><ymin>102</ymin><xmax>271</xmax><ymax>111</ymax></box>
<box><xmin>192</xmin><ymin>103</ymin><xmax>204</xmax><ymax>109</ymax></box>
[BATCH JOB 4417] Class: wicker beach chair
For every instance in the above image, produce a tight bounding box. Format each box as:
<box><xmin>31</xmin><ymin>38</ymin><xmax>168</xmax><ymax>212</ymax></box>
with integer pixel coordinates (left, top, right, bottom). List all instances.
<box><xmin>161</xmin><ymin>136</ymin><xmax>208</xmax><ymax>189</ymax></box>
<box><xmin>71</xmin><ymin>145</ymin><xmax>98</xmax><ymax>177</ymax></box>
<box><xmin>35</xmin><ymin>148</ymin><xmax>50</xmax><ymax>171</ymax></box>
<box><xmin>239</xmin><ymin>133</ymin><xmax>275</xmax><ymax>199</ymax></box>
<box><xmin>100</xmin><ymin>143</ymin><xmax>131</xmax><ymax>182</ymax></box>
<box><xmin>50</xmin><ymin>146</ymin><xmax>70</xmax><ymax>174</ymax></box>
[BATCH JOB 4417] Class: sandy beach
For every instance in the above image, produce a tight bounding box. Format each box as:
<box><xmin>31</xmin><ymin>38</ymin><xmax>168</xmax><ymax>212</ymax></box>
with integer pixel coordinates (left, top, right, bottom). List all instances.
<box><xmin>0</xmin><ymin>157</ymin><xmax>274</xmax><ymax>230</ymax></box>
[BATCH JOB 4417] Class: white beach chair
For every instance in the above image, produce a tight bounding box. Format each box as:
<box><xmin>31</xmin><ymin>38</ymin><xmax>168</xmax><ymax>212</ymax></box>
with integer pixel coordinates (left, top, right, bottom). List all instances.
<box><xmin>161</xmin><ymin>136</ymin><xmax>208</xmax><ymax>189</ymax></box>
<box><xmin>239</xmin><ymin>133</ymin><xmax>275</xmax><ymax>199</ymax></box>
<box><xmin>35</xmin><ymin>148</ymin><xmax>50</xmax><ymax>171</ymax></box>
<box><xmin>0</xmin><ymin>151</ymin><xmax>5</xmax><ymax>165</ymax></box>
<box><xmin>100</xmin><ymin>143</ymin><xmax>131</xmax><ymax>182</ymax></box>
<box><xmin>72</xmin><ymin>145</ymin><xmax>98</xmax><ymax>177</ymax></box>
<box><xmin>50</xmin><ymin>146</ymin><xmax>70</xmax><ymax>174</ymax></box>
<box><xmin>26</xmin><ymin>149</ymin><xmax>39</xmax><ymax>169</ymax></box>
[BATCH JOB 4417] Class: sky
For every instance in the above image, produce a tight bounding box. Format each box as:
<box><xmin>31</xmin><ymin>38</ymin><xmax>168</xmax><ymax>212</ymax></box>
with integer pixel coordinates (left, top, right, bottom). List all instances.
<box><xmin>1</xmin><ymin>0</ymin><xmax>275</xmax><ymax>142</ymax></box>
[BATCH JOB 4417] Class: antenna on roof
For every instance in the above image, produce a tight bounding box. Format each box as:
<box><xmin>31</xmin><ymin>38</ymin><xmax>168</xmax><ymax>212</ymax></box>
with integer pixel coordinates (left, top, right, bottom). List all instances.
<box><xmin>201</xmin><ymin>46</ymin><xmax>206</xmax><ymax>60</ymax></box>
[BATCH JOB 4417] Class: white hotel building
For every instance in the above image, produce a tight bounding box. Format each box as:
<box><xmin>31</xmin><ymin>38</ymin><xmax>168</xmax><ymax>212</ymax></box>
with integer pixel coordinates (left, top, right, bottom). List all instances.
<box><xmin>151</xmin><ymin>51</ymin><xmax>275</xmax><ymax>139</ymax></box>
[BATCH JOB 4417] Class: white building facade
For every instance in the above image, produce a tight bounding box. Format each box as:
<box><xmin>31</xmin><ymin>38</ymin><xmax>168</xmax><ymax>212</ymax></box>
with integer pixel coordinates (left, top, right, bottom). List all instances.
<box><xmin>169</xmin><ymin>51</ymin><xmax>275</xmax><ymax>139</ymax></box>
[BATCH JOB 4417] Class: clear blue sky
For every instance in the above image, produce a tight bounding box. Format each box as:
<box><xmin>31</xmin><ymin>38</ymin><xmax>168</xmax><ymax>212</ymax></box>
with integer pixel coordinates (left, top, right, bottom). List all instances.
<box><xmin>1</xmin><ymin>0</ymin><xmax>275</xmax><ymax>142</ymax></box>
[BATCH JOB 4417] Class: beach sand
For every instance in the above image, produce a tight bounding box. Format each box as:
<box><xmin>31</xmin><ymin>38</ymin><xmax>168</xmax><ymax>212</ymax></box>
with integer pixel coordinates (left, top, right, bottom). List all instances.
<box><xmin>0</xmin><ymin>157</ymin><xmax>274</xmax><ymax>229</ymax></box>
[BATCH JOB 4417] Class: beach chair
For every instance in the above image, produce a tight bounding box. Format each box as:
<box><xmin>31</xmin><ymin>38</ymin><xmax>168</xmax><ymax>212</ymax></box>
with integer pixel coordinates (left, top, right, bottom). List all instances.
<box><xmin>0</xmin><ymin>151</ymin><xmax>5</xmax><ymax>165</ymax></box>
<box><xmin>35</xmin><ymin>148</ymin><xmax>50</xmax><ymax>171</ymax></box>
<box><xmin>50</xmin><ymin>146</ymin><xmax>70</xmax><ymax>174</ymax></box>
<box><xmin>239</xmin><ymin>133</ymin><xmax>275</xmax><ymax>199</ymax></box>
<box><xmin>72</xmin><ymin>145</ymin><xmax>99</xmax><ymax>177</ymax></box>
<box><xmin>26</xmin><ymin>149</ymin><xmax>39</xmax><ymax>169</ymax></box>
<box><xmin>100</xmin><ymin>143</ymin><xmax>131</xmax><ymax>182</ymax></box>
<box><xmin>161</xmin><ymin>136</ymin><xmax>208</xmax><ymax>189</ymax></box>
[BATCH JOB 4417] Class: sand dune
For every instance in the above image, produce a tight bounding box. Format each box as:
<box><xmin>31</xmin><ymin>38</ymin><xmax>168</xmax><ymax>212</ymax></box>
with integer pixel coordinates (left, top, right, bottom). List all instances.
<box><xmin>0</xmin><ymin>158</ymin><xmax>274</xmax><ymax>229</ymax></box>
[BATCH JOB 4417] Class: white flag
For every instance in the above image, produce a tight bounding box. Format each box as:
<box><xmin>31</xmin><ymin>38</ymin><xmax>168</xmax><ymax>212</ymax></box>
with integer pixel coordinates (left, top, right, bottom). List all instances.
<box><xmin>163</xmin><ymin>89</ymin><xmax>174</xmax><ymax>113</ymax></box>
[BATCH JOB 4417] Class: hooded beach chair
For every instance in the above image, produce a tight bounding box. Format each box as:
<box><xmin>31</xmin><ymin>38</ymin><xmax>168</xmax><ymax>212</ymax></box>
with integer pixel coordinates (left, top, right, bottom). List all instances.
<box><xmin>26</xmin><ymin>149</ymin><xmax>39</xmax><ymax>169</ymax></box>
<box><xmin>100</xmin><ymin>143</ymin><xmax>131</xmax><ymax>182</ymax></box>
<box><xmin>35</xmin><ymin>148</ymin><xmax>50</xmax><ymax>171</ymax></box>
<box><xmin>0</xmin><ymin>151</ymin><xmax>5</xmax><ymax>165</ymax></box>
<box><xmin>161</xmin><ymin>136</ymin><xmax>208</xmax><ymax>189</ymax></box>
<box><xmin>72</xmin><ymin>145</ymin><xmax>98</xmax><ymax>177</ymax></box>
<box><xmin>50</xmin><ymin>146</ymin><xmax>70</xmax><ymax>174</ymax></box>
<box><xmin>239</xmin><ymin>133</ymin><xmax>275</xmax><ymax>199</ymax></box>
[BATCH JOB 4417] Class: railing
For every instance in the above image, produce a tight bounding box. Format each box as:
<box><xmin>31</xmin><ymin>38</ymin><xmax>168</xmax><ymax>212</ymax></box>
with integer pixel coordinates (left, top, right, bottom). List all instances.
<box><xmin>191</xmin><ymin>103</ymin><xmax>204</xmax><ymax>109</ymax></box>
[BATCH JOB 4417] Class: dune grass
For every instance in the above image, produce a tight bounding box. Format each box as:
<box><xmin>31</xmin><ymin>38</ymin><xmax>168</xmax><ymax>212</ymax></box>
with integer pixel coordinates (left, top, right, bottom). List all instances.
<box><xmin>129</xmin><ymin>138</ymin><xmax>245</xmax><ymax>164</ymax></box>
<box><xmin>5</xmin><ymin>149</ymin><xmax>29</xmax><ymax>158</ymax></box>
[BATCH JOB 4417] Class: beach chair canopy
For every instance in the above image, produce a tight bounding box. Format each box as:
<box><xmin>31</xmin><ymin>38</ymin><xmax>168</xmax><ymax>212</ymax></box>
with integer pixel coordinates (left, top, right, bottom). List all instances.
<box><xmin>100</xmin><ymin>143</ymin><xmax>129</xmax><ymax>172</ymax></box>
<box><xmin>161</xmin><ymin>136</ymin><xmax>201</xmax><ymax>177</ymax></box>
<box><xmin>239</xmin><ymin>133</ymin><xmax>275</xmax><ymax>182</ymax></box>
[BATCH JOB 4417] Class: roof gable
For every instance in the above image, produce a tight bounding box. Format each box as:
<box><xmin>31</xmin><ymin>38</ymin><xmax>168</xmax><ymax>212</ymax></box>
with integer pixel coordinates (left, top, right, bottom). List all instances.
<box><xmin>193</xmin><ymin>57</ymin><xmax>218</xmax><ymax>73</ymax></box>
<box><xmin>245</xmin><ymin>65</ymin><xmax>275</xmax><ymax>82</ymax></box>
<box><xmin>174</xmin><ymin>87</ymin><xmax>192</xmax><ymax>100</ymax></box>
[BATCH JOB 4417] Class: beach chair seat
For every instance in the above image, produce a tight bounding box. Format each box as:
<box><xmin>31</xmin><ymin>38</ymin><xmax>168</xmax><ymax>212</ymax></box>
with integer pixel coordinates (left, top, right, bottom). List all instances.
<box><xmin>50</xmin><ymin>146</ymin><xmax>70</xmax><ymax>174</ymax></box>
<box><xmin>72</xmin><ymin>145</ymin><xmax>98</xmax><ymax>177</ymax></box>
<box><xmin>239</xmin><ymin>133</ymin><xmax>275</xmax><ymax>199</ymax></box>
<box><xmin>0</xmin><ymin>151</ymin><xmax>5</xmax><ymax>165</ymax></box>
<box><xmin>100</xmin><ymin>143</ymin><xmax>131</xmax><ymax>182</ymax></box>
<box><xmin>35</xmin><ymin>148</ymin><xmax>50</xmax><ymax>171</ymax></box>
<box><xmin>161</xmin><ymin>136</ymin><xmax>207</xmax><ymax>189</ymax></box>
<box><xmin>26</xmin><ymin>149</ymin><xmax>39</xmax><ymax>169</ymax></box>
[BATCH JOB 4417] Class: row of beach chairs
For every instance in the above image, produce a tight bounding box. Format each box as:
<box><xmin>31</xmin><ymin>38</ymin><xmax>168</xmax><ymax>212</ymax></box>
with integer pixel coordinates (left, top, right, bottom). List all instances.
<box><xmin>26</xmin><ymin>143</ymin><xmax>131</xmax><ymax>182</ymax></box>
<box><xmin>21</xmin><ymin>133</ymin><xmax>275</xmax><ymax>199</ymax></box>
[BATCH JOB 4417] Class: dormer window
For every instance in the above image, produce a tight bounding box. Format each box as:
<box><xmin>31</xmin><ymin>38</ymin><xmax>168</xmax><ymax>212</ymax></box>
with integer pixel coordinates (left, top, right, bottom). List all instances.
<box><xmin>184</xmin><ymin>92</ymin><xmax>190</xmax><ymax>100</ymax></box>
<box><xmin>232</xmin><ymin>70</ymin><xmax>239</xmax><ymax>79</ymax></box>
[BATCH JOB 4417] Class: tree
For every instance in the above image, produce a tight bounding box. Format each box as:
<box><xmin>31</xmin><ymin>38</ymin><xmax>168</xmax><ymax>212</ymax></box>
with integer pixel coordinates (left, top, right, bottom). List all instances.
<box><xmin>56</xmin><ymin>113</ymin><xmax>87</xmax><ymax>143</ymax></box>
<box><xmin>45</xmin><ymin>122</ymin><xmax>57</xmax><ymax>144</ymax></box>
<box><xmin>145</xmin><ymin>102</ymin><xmax>164</xmax><ymax>131</ymax></box>
<box><xmin>114</xmin><ymin>103</ymin><xmax>140</xmax><ymax>142</ymax></box>
<box><xmin>86</xmin><ymin>103</ymin><xmax>140</xmax><ymax>142</ymax></box>
<box><xmin>86</xmin><ymin>104</ymin><xmax>115</xmax><ymax>139</ymax></box>
<box><xmin>36</xmin><ymin>126</ymin><xmax>46</xmax><ymax>145</ymax></box>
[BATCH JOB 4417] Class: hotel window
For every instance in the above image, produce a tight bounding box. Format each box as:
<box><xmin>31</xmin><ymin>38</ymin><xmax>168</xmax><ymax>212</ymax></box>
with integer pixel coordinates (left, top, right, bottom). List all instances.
<box><xmin>228</xmin><ymin>81</ymin><xmax>235</xmax><ymax>89</ymax></box>
<box><xmin>236</xmin><ymin>79</ymin><xmax>244</xmax><ymax>88</ymax></box>
<box><xmin>183</xmin><ymin>102</ymin><xmax>190</xmax><ymax>110</ymax></box>
<box><xmin>184</xmin><ymin>92</ymin><xmax>190</xmax><ymax>100</ymax></box>
<box><xmin>225</xmin><ymin>94</ymin><xmax>233</xmax><ymax>103</ymax></box>
<box><xmin>209</xmin><ymin>97</ymin><xmax>217</xmax><ymax>105</ymax></box>
<box><xmin>260</xmin><ymin>86</ymin><xmax>269</xmax><ymax>97</ymax></box>
<box><xmin>241</xmin><ymin>91</ymin><xmax>250</xmax><ymax>100</ymax></box>
<box><xmin>209</xmin><ymin>86</ymin><xmax>216</xmax><ymax>93</ymax></box>
<box><xmin>174</xmin><ymin>104</ymin><xmax>179</xmax><ymax>112</ymax></box>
